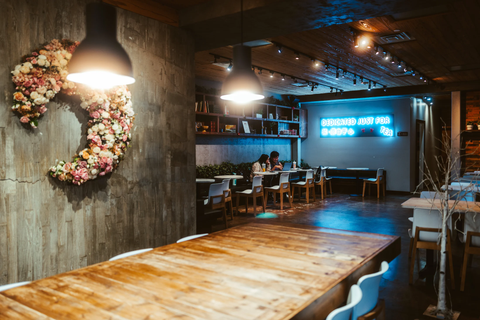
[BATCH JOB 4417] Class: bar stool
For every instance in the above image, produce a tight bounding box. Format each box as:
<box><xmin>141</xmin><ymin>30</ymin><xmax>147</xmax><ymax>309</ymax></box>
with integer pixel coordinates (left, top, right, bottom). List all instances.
<box><xmin>264</xmin><ymin>173</ymin><xmax>292</xmax><ymax>210</ymax></box>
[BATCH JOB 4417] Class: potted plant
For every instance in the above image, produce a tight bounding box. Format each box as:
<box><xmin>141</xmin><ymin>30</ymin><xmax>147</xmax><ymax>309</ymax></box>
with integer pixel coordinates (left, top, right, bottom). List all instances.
<box><xmin>467</xmin><ymin>121</ymin><xmax>475</xmax><ymax>130</ymax></box>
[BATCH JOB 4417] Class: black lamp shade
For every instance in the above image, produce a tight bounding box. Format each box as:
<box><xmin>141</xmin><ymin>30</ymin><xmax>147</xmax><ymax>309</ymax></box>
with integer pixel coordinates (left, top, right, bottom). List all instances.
<box><xmin>67</xmin><ymin>3</ymin><xmax>134</xmax><ymax>88</ymax></box>
<box><xmin>221</xmin><ymin>45</ymin><xmax>264</xmax><ymax>104</ymax></box>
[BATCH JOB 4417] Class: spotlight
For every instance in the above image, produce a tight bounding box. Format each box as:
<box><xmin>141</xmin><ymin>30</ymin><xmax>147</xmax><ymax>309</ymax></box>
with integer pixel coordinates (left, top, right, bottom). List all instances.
<box><xmin>311</xmin><ymin>84</ymin><xmax>315</xmax><ymax>92</ymax></box>
<box><xmin>340</xmin><ymin>90</ymin><xmax>344</xmax><ymax>95</ymax></box>
<box><xmin>424</xmin><ymin>78</ymin><xmax>427</xmax><ymax>83</ymax></box>
<box><xmin>353</xmin><ymin>75</ymin><xmax>357</xmax><ymax>86</ymax></box>
<box><xmin>412</xmin><ymin>70</ymin><xmax>416</xmax><ymax>76</ymax></box>
<box><xmin>281</xmin><ymin>74</ymin><xmax>285</xmax><ymax>81</ymax></box>
<box><xmin>335</xmin><ymin>88</ymin><xmax>338</xmax><ymax>96</ymax></box>
<box><xmin>373</xmin><ymin>82</ymin><xmax>376</xmax><ymax>88</ymax></box>
<box><xmin>295</xmin><ymin>52</ymin><xmax>300</xmax><ymax>60</ymax></box>
<box><xmin>293</xmin><ymin>78</ymin><xmax>298</xmax><ymax>83</ymax></box>
<box><xmin>314</xmin><ymin>60</ymin><xmax>320</xmax><ymax>67</ymax></box>
<box><xmin>419</xmin><ymin>75</ymin><xmax>423</xmax><ymax>80</ymax></box>
<box><xmin>213</xmin><ymin>55</ymin><xmax>217</xmax><ymax>63</ymax></box>
<box><xmin>336</xmin><ymin>69</ymin><xmax>340</xmax><ymax>80</ymax></box>
<box><xmin>384</xmin><ymin>52</ymin><xmax>391</xmax><ymax>61</ymax></box>
<box><xmin>368</xmin><ymin>81</ymin><xmax>371</xmax><ymax>91</ymax></box>
<box><xmin>325</xmin><ymin>64</ymin><xmax>330</xmax><ymax>71</ymax></box>
<box><xmin>270</xmin><ymin>71</ymin><xmax>274</xmax><ymax>78</ymax></box>
<box><xmin>383</xmin><ymin>85</ymin><xmax>387</xmax><ymax>92</ymax></box>
<box><xmin>343</xmin><ymin>70</ymin><xmax>347</xmax><ymax>78</ymax></box>
<box><xmin>330</xmin><ymin>87</ymin><xmax>333</xmax><ymax>93</ymax></box>
<box><xmin>354</xmin><ymin>34</ymin><xmax>360</xmax><ymax>48</ymax></box>
<box><xmin>227</xmin><ymin>61</ymin><xmax>233</xmax><ymax>71</ymax></box>
<box><xmin>397</xmin><ymin>60</ymin><xmax>402</xmax><ymax>68</ymax></box>
<box><xmin>277</xmin><ymin>45</ymin><xmax>282</xmax><ymax>53</ymax></box>
<box><xmin>391</xmin><ymin>56</ymin><xmax>396</xmax><ymax>64</ymax></box>
<box><xmin>257</xmin><ymin>68</ymin><xmax>263</xmax><ymax>75</ymax></box>
<box><xmin>375</xmin><ymin>46</ymin><xmax>380</xmax><ymax>55</ymax></box>
<box><xmin>360</xmin><ymin>76</ymin><xmax>364</xmax><ymax>85</ymax></box>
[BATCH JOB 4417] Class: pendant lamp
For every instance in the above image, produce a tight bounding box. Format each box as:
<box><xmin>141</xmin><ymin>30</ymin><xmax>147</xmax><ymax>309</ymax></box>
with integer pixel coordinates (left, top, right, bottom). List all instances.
<box><xmin>220</xmin><ymin>0</ymin><xmax>264</xmax><ymax>104</ymax></box>
<box><xmin>67</xmin><ymin>2</ymin><xmax>135</xmax><ymax>89</ymax></box>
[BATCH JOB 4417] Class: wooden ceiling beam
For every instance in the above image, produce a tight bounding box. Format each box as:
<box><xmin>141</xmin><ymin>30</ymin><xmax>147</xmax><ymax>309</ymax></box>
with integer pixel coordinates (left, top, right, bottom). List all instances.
<box><xmin>299</xmin><ymin>80</ymin><xmax>480</xmax><ymax>103</ymax></box>
<box><xmin>102</xmin><ymin>0</ymin><xmax>179</xmax><ymax>27</ymax></box>
<box><xmin>181</xmin><ymin>0</ymin><xmax>450</xmax><ymax>52</ymax></box>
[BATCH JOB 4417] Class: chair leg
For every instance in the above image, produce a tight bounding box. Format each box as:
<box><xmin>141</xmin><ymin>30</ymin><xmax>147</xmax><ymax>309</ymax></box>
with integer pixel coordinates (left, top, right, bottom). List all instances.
<box><xmin>320</xmin><ymin>184</ymin><xmax>324</xmax><ymax>200</ymax></box>
<box><xmin>229</xmin><ymin>201</ymin><xmax>234</xmax><ymax>220</ymax></box>
<box><xmin>253</xmin><ymin>195</ymin><xmax>257</xmax><ymax>217</ymax></box>
<box><xmin>291</xmin><ymin>187</ymin><xmax>295</xmax><ymax>201</ymax></box>
<box><xmin>312</xmin><ymin>185</ymin><xmax>315</xmax><ymax>202</ymax></box>
<box><xmin>222</xmin><ymin>207</ymin><xmax>228</xmax><ymax>229</ymax></box>
<box><xmin>264</xmin><ymin>191</ymin><xmax>268</xmax><ymax>209</ymax></box>
<box><xmin>460</xmin><ymin>249</ymin><xmax>469</xmax><ymax>291</ymax></box>
<box><xmin>288</xmin><ymin>190</ymin><xmax>293</xmax><ymax>207</ymax></box>
<box><xmin>280</xmin><ymin>191</ymin><xmax>284</xmax><ymax>210</ymax></box>
<box><xmin>245</xmin><ymin>197</ymin><xmax>249</xmax><ymax>214</ymax></box>
<box><xmin>262</xmin><ymin>195</ymin><xmax>266</xmax><ymax>213</ymax></box>
<box><xmin>408</xmin><ymin>238</ymin><xmax>413</xmax><ymax>258</ymax></box>
<box><xmin>447</xmin><ymin>232</ymin><xmax>455</xmax><ymax>290</ymax></box>
<box><xmin>377</xmin><ymin>183</ymin><xmax>380</xmax><ymax>199</ymax></box>
<box><xmin>409</xmin><ymin>238</ymin><xmax>418</xmax><ymax>284</ymax></box>
<box><xmin>306</xmin><ymin>187</ymin><xmax>310</xmax><ymax>204</ymax></box>
<box><xmin>362</xmin><ymin>181</ymin><xmax>366</xmax><ymax>197</ymax></box>
<box><xmin>329</xmin><ymin>181</ymin><xmax>332</xmax><ymax>195</ymax></box>
<box><xmin>236</xmin><ymin>195</ymin><xmax>240</xmax><ymax>215</ymax></box>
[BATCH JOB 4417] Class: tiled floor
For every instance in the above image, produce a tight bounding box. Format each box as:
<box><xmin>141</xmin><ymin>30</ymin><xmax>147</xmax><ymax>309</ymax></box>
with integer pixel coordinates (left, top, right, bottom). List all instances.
<box><xmin>215</xmin><ymin>193</ymin><xmax>480</xmax><ymax>320</ymax></box>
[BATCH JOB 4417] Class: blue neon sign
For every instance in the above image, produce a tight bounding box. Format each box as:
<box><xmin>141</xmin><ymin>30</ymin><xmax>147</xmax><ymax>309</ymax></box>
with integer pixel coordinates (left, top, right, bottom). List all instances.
<box><xmin>320</xmin><ymin>115</ymin><xmax>394</xmax><ymax>138</ymax></box>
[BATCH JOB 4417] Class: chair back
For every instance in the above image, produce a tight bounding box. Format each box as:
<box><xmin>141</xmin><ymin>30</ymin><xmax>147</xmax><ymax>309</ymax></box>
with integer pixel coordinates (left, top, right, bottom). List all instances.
<box><xmin>412</xmin><ymin>208</ymin><xmax>443</xmax><ymax>242</ymax></box>
<box><xmin>177</xmin><ymin>233</ymin><xmax>208</xmax><ymax>243</ymax></box>
<box><xmin>376</xmin><ymin>168</ymin><xmax>384</xmax><ymax>181</ymax></box>
<box><xmin>252</xmin><ymin>176</ymin><xmax>263</xmax><ymax>194</ymax></box>
<box><xmin>207</xmin><ymin>183</ymin><xmax>225</xmax><ymax>207</ymax></box>
<box><xmin>109</xmin><ymin>248</ymin><xmax>153</xmax><ymax>261</ymax></box>
<box><xmin>222</xmin><ymin>179</ymin><xmax>232</xmax><ymax>200</ymax></box>
<box><xmin>306</xmin><ymin>170</ymin><xmax>314</xmax><ymax>185</ymax></box>
<box><xmin>222</xmin><ymin>179</ymin><xmax>231</xmax><ymax>191</ymax></box>
<box><xmin>450</xmin><ymin>182</ymin><xmax>476</xmax><ymax>202</ymax></box>
<box><xmin>326</xmin><ymin>285</ymin><xmax>362</xmax><ymax>320</ymax></box>
<box><xmin>0</xmin><ymin>281</ymin><xmax>31</xmax><ymax>292</ymax></box>
<box><xmin>420</xmin><ymin>191</ymin><xmax>443</xmax><ymax>199</ymax></box>
<box><xmin>352</xmin><ymin>261</ymin><xmax>389</xmax><ymax>319</ymax></box>
<box><xmin>464</xmin><ymin>212</ymin><xmax>480</xmax><ymax>246</ymax></box>
<box><xmin>315</xmin><ymin>166</ymin><xmax>322</xmax><ymax>181</ymax></box>
<box><xmin>280</xmin><ymin>173</ymin><xmax>290</xmax><ymax>189</ymax></box>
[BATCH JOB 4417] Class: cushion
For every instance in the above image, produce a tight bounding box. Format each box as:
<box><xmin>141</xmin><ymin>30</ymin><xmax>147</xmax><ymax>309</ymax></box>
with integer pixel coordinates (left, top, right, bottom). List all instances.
<box><xmin>293</xmin><ymin>181</ymin><xmax>307</xmax><ymax>186</ymax></box>
<box><xmin>265</xmin><ymin>185</ymin><xmax>280</xmax><ymax>190</ymax></box>
<box><xmin>236</xmin><ymin>189</ymin><xmax>253</xmax><ymax>195</ymax></box>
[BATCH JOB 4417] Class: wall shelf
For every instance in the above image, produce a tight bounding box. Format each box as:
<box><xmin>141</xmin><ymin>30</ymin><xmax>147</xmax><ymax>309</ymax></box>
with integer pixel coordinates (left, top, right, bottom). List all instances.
<box><xmin>195</xmin><ymin>92</ymin><xmax>307</xmax><ymax>139</ymax></box>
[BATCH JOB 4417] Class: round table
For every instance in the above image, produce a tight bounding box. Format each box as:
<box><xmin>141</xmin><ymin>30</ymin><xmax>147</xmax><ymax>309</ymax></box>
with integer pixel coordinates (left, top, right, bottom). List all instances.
<box><xmin>253</xmin><ymin>171</ymin><xmax>278</xmax><ymax>175</ymax></box>
<box><xmin>214</xmin><ymin>175</ymin><xmax>244</xmax><ymax>180</ymax></box>
<box><xmin>196</xmin><ymin>178</ymin><xmax>215</xmax><ymax>183</ymax></box>
<box><xmin>347</xmin><ymin>168</ymin><xmax>369</xmax><ymax>170</ymax></box>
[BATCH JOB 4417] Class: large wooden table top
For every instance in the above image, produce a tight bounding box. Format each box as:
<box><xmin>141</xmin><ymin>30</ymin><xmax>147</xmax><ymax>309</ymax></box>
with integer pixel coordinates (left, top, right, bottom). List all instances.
<box><xmin>0</xmin><ymin>223</ymin><xmax>400</xmax><ymax>320</ymax></box>
<box><xmin>401</xmin><ymin>197</ymin><xmax>480</xmax><ymax>213</ymax></box>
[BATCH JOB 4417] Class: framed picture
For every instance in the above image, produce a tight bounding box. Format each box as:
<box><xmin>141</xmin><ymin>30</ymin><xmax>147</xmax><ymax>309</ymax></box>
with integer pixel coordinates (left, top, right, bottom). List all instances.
<box><xmin>242</xmin><ymin>121</ymin><xmax>250</xmax><ymax>133</ymax></box>
<box><xmin>225</xmin><ymin>125</ymin><xmax>236</xmax><ymax>133</ymax></box>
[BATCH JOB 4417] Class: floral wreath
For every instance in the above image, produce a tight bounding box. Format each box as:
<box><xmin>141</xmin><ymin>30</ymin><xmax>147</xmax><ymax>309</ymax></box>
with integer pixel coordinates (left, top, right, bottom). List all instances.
<box><xmin>11</xmin><ymin>39</ymin><xmax>135</xmax><ymax>185</ymax></box>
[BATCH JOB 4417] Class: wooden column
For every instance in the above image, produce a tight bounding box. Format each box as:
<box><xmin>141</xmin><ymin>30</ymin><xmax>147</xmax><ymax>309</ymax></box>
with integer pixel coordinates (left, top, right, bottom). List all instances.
<box><xmin>451</xmin><ymin>91</ymin><xmax>462</xmax><ymax>177</ymax></box>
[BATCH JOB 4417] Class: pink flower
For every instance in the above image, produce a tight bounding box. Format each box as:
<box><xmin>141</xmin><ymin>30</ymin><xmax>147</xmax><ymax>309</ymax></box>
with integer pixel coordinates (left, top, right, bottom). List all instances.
<box><xmin>31</xmin><ymin>59</ymin><xmax>37</xmax><ymax>64</ymax></box>
<box><xmin>105</xmin><ymin>165</ymin><xmax>112</xmax><ymax>173</ymax></box>
<box><xmin>99</xmin><ymin>171</ymin><xmax>106</xmax><ymax>176</ymax></box>
<box><xmin>122</xmin><ymin>135</ymin><xmax>128</xmax><ymax>141</ymax></box>
<box><xmin>54</xmin><ymin>85</ymin><xmax>60</xmax><ymax>92</ymax></box>
<box><xmin>24</xmin><ymin>90</ymin><xmax>30</xmax><ymax>96</ymax></box>
<box><xmin>90</xmin><ymin>111</ymin><xmax>100</xmax><ymax>119</ymax></box>
<box><xmin>20</xmin><ymin>116</ymin><xmax>29</xmax><ymax>123</ymax></box>
<box><xmin>37</xmin><ymin>79</ymin><xmax>45</xmax><ymax>86</ymax></box>
<box><xmin>87</xmin><ymin>134</ymin><xmax>95</xmax><ymax>140</ymax></box>
<box><xmin>39</xmin><ymin>106</ymin><xmax>47</xmax><ymax>114</ymax></box>
<box><xmin>64</xmin><ymin>162</ymin><xmax>72</xmax><ymax>171</ymax></box>
<box><xmin>72</xmin><ymin>168</ymin><xmax>89</xmax><ymax>181</ymax></box>
<box><xmin>32</xmin><ymin>52</ymin><xmax>39</xmax><ymax>56</ymax></box>
<box><xmin>77</xmin><ymin>161</ymin><xmax>87</xmax><ymax>169</ymax></box>
<box><xmin>106</xmin><ymin>158</ymin><xmax>113</xmax><ymax>165</ymax></box>
<box><xmin>24</xmin><ymin>80</ymin><xmax>33</xmax><ymax>87</ymax></box>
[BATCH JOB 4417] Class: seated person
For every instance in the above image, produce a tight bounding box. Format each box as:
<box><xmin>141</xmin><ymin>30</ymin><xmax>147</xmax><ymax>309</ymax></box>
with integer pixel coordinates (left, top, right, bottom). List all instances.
<box><xmin>269</xmin><ymin>151</ymin><xmax>283</xmax><ymax>171</ymax></box>
<box><xmin>250</xmin><ymin>154</ymin><xmax>270</xmax><ymax>180</ymax></box>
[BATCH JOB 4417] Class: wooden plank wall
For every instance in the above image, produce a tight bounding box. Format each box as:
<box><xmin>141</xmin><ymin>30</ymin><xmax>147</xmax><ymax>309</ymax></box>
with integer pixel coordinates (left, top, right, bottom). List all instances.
<box><xmin>0</xmin><ymin>0</ymin><xmax>196</xmax><ymax>285</ymax></box>
<box><xmin>465</xmin><ymin>91</ymin><xmax>480</xmax><ymax>171</ymax></box>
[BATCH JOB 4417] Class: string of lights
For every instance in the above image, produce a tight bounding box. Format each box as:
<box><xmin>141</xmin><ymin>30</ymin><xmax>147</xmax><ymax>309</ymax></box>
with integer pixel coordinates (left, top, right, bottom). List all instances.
<box><xmin>349</xmin><ymin>27</ymin><xmax>432</xmax><ymax>85</ymax></box>
<box><xmin>270</xmin><ymin>41</ymin><xmax>387</xmax><ymax>91</ymax></box>
<box><xmin>210</xmin><ymin>53</ymin><xmax>346</xmax><ymax>93</ymax></box>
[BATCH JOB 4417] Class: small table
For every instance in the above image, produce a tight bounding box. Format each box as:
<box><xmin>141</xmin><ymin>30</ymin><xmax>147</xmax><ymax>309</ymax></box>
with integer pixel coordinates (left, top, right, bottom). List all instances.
<box><xmin>253</xmin><ymin>171</ymin><xmax>278</xmax><ymax>175</ymax></box>
<box><xmin>214</xmin><ymin>175</ymin><xmax>244</xmax><ymax>180</ymax></box>
<box><xmin>196</xmin><ymin>178</ymin><xmax>215</xmax><ymax>183</ymax></box>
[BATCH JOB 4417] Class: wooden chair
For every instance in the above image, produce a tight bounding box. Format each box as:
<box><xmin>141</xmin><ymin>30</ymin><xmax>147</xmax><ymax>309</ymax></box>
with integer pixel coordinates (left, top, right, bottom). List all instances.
<box><xmin>325</xmin><ymin>285</ymin><xmax>362</xmax><ymax>320</ymax></box>
<box><xmin>204</xmin><ymin>183</ymin><xmax>228</xmax><ymax>229</ymax></box>
<box><xmin>460</xmin><ymin>212</ymin><xmax>480</xmax><ymax>291</ymax></box>
<box><xmin>362</xmin><ymin>168</ymin><xmax>385</xmax><ymax>198</ymax></box>
<box><xmin>235</xmin><ymin>176</ymin><xmax>265</xmax><ymax>217</ymax></box>
<box><xmin>315</xmin><ymin>168</ymin><xmax>333</xmax><ymax>199</ymax></box>
<box><xmin>264</xmin><ymin>173</ymin><xmax>292</xmax><ymax>210</ymax></box>
<box><xmin>353</xmin><ymin>261</ymin><xmax>389</xmax><ymax>320</ymax></box>
<box><xmin>408</xmin><ymin>208</ymin><xmax>455</xmax><ymax>289</ymax></box>
<box><xmin>0</xmin><ymin>281</ymin><xmax>31</xmax><ymax>292</ymax></box>
<box><xmin>222</xmin><ymin>179</ymin><xmax>234</xmax><ymax>220</ymax></box>
<box><xmin>177</xmin><ymin>233</ymin><xmax>208</xmax><ymax>243</ymax></box>
<box><xmin>292</xmin><ymin>170</ymin><xmax>315</xmax><ymax>203</ymax></box>
<box><xmin>109</xmin><ymin>248</ymin><xmax>153</xmax><ymax>261</ymax></box>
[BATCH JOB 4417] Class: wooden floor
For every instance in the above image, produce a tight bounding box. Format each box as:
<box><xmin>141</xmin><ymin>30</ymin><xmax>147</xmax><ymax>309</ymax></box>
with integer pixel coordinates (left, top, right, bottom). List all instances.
<box><xmin>223</xmin><ymin>193</ymin><xmax>480</xmax><ymax>320</ymax></box>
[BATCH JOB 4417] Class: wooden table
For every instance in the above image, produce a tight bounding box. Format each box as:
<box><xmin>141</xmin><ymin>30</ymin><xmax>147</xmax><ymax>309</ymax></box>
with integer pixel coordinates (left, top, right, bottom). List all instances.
<box><xmin>0</xmin><ymin>223</ymin><xmax>400</xmax><ymax>320</ymax></box>
<box><xmin>401</xmin><ymin>197</ymin><xmax>480</xmax><ymax>213</ymax></box>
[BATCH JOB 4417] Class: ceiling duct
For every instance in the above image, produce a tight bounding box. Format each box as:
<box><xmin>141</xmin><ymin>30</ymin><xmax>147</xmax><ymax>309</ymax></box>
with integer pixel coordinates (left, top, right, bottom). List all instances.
<box><xmin>376</xmin><ymin>32</ymin><xmax>415</xmax><ymax>45</ymax></box>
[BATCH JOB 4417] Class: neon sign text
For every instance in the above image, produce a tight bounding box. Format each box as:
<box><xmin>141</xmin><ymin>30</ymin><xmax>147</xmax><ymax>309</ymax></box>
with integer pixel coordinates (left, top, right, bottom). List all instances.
<box><xmin>320</xmin><ymin>114</ymin><xmax>394</xmax><ymax>138</ymax></box>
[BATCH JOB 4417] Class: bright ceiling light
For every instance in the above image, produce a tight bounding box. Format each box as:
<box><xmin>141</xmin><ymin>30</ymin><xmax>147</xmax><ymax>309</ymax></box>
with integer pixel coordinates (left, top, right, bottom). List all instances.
<box><xmin>67</xmin><ymin>3</ymin><xmax>134</xmax><ymax>88</ymax></box>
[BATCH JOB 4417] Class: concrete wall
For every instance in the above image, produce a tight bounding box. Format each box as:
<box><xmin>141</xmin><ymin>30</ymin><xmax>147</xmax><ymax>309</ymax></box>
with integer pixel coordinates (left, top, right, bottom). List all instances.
<box><xmin>0</xmin><ymin>0</ymin><xmax>195</xmax><ymax>284</ymax></box>
<box><xmin>196</xmin><ymin>136</ymin><xmax>292</xmax><ymax>165</ymax></box>
<box><xmin>301</xmin><ymin>97</ymin><xmax>413</xmax><ymax>192</ymax></box>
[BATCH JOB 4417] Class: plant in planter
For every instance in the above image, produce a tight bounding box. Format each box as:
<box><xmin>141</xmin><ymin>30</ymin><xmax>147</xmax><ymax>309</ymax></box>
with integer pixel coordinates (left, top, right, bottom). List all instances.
<box><xmin>466</xmin><ymin>121</ymin><xmax>476</xmax><ymax>130</ymax></box>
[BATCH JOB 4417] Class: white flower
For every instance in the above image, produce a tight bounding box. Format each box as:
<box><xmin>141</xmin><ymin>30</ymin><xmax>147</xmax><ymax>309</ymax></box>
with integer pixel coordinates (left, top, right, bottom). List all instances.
<box><xmin>127</xmin><ymin>109</ymin><xmax>134</xmax><ymax>117</ymax></box>
<box><xmin>37</xmin><ymin>87</ymin><xmax>47</xmax><ymax>95</ymax></box>
<box><xmin>34</xmin><ymin>97</ymin><xmax>48</xmax><ymax>105</ymax></box>
<box><xmin>62</xmin><ymin>82</ymin><xmax>69</xmax><ymax>89</ymax></box>
<box><xmin>38</xmin><ymin>55</ymin><xmax>47</xmax><ymax>60</ymax></box>
<box><xmin>88</xmin><ymin>159</ymin><xmax>95</xmax><ymax>165</ymax></box>
<box><xmin>30</xmin><ymin>91</ymin><xmax>40</xmax><ymax>99</ymax></box>
<box><xmin>60</xmin><ymin>70</ymin><xmax>68</xmax><ymax>78</ymax></box>
<box><xmin>90</xmin><ymin>169</ymin><xmax>98</xmax><ymax>175</ymax></box>
<box><xmin>37</xmin><ymin>59</ymin><xmax>46</xmax><ymax>66</ymax></box>
<box><xmin>20</xmin><ymin>65</ymin><xmax>30</xmax><ymax>74</ymax></box>
<box><xmin>101</xmin><ymin>112</ymin><xmax>109</xmax><ymax>118</ymax></box>
<box><xmin>45</xmin><ymin>61</ymin><xmax>50</xmax><ymax>67</ymax></box>
<box><xmin>60</xmin><ymin>59</ymin><xmax>67</xmax><ymax>66</ymax></box>
<box><xmin>92</xmin><ymin>125</ymin><xmax>99</xmax><ymax>132</ymax></box>
<box><xmin>98</xmin><ymin>123</ymin><xmax>105</xmax><ymax>131</ymax></box>
<box><xmin>99</xmin><ymin>150</ymin><xmax>113</xmax><ymax>158</ymax></box>
<box><xmin>93</xmin><ymin>147</ymin><xmax>101</xmax><ymax>154</ymax></box>
<box><xmin>112</xmin><ymin>124</ymin><xmax>119</xmax><ymax>131</ymax></box>
<box><xmin>106</xmin><ymin>134</ymin><xmax>115</xmax><ymax>142</ymax></box>
<box><xmin>68</xmin><ymin>82</ymin><xmax>74</xmax><ymax>89</ymax></box>
<box><xmin>88</xmin><ymin>129</ymin><xmax>93</xmax><ymax>135</ymax></box>
<box><xmin>24</xmin><ymin>62</ymin><xmax>32</xmax><ymax>68</ymax></box>
<box><xmin>49</xmin><ymin>78</ymin><xmax>56</xmax><ymax>85</ymax></box>
<box><xmin>65</xmin><ymin>52</ymin><xmax>72</xmax><ymax>60</ymax></box>
<box><xmin>113</xmin><ymin>155</ymin><xmax>118</xmax><ymax>160</ymax></box>
<box><xmin>15</xmin><ymin>65</ymin><xmax>21</xmax><ymax>70</ymax></box>
<box><xmin>12</xmin><ymin>70</ymin><xmax>20</xmax><ymax>76</ymax></box>
<box><xmin>80</xmin><ymin>102</ymin><xmax>88</xmax><ymax>109</ymax></box>
<box><xmin>97</xmin><ymin>98</ymin><xmax>104</xmax><ymax>104</ymax></box>
<box><xmin>46</xmin><ymin>90</ymin><xmax>55</xmax><ymax>99</ymax></box>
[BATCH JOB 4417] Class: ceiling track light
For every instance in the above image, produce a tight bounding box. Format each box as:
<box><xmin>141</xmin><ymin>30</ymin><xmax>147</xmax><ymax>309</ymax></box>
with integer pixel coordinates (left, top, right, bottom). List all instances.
<box><xmin>336</xmin><ymin>69</ymin><xmax>340</xmax><ymax>80</ymax></box>
<box><xmin>384</xmin><ymin>52</ymin><xmax>391</xmax><ymax>61</ymax></box>
<box><xmin>342</xmin><ymin>70</ymin><xmax>347</xmax><ymax>78</ymax></box>
<box><xmin>340</xmin><ymin>90</ymin><xmax>344</xmax><ymax>95</ymax></box>
<box><xmin>360</xmin><ymin>76</ymin><xmax>364</xmax><ymax>85</ymax></box>
<box><xmin>375</xmin><ymin>46</ymin><xmax>380</xmax><ymax>55</ymax></box>
<box><xmin>270</xmin><ymin>71</ymin><xmax>274</xmax><ymax>78</ymax></box>
<box><xmin>373</xmin><ymin>82</ymin><xmax>376</xmax><ymax>88</ymax></box>
<box><xmin>368</xmin><ymin>81</ymin><xmax>372</xmax><ymax>91</ymax></box>
<box><xmin>277</xmin><ymin>45</ymin><xmax>283</xmax><ymax>53</ymax></box>
<box><xmin>383</xmin><ymin>85</ymin><xmax>387</xmax><ymax>92</ymax></box>
<box><xmin>330</xmin><ymin>87</ymin><xmax>333</xmax><ymax>93</ymax></box>
<box><xmin>397</xmin><ymin>60</ymin><xmax>402</xmax><ymax>68</ymax></box>
<box><xmin>412</xmin><ymin>70</ymin><xmax>416</xmax><ymax>76</ymax></box>
<box><xmin>354</xmin><ymin>34</ymin><xmax>360</xmax><ymax>48</ymax></box>
<box><xmin>281</xmin><ymin>74</ymin><xmax>285</xmax><ymax>81</ymax></box>
<box><xmin>419</xmin><ymin>74</ymin><xmax>423</xmax><ymax>80</ymax></box>
<box><xmin>227</xmin><ymin>61</ymin><xmax>233</xmax><ymax>71</ymax></box>
<box><xmin>325</xmin><ymin>64</ymin><xmax>330</xmax><ymax>71</ymax></box>
<box><xmin>213</xmin><ymin>55</ymin><xmax>218</xmax><ymax>63</ymax></box>
<box><xmin>257</xmin><ymin>68</ymin><xmax>263</xmax><ymax>75</ymax></box>
<box><xmin>391</xmin><ymin>56</ymin><xmax>396</xmax><ymax>64</ymax></box>
<box><xmin>295</xmin><ymin>52</ymin><xmax>300</xmax><ymax>60</ymax></box>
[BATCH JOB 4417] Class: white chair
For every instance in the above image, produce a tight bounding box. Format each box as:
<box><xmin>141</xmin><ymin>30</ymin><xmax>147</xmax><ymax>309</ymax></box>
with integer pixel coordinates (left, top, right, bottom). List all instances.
<box><xmin>222</xmin><ymin>179</ymin><xmax>234</xmax><ymax>219</ymax></box>
<box><xmin>292</xmin><ymin>170</ymin><xmax>315</xmax><ymax>203</ymax></box>
<box><xmin>326</xmin><ymin>285</ymin><xmax>362</xmax><ymax>320</ymax></box>
<box><xmin>408</xmin><ymin>208</ymin><xmax>455</xmax><ymax>288</ymax></box>
<box><xmin>0</xmin><ymin>281</ymin><xmax>31</xmax><ymax>292</ymax></box>
<box><xmin>352</xmin><ymin>261</ymin><xmax>389</xmax><ymax>320</ymax></box>
<box><xmin>235</xmin><ymin>176</ymin><xmax>265</xmax><ymax>217</ymax></box>
<box><xmin>315</xmin><ymin>168</ymin><xmax>332</xmax><ymax>199</ymax></box>
<box><xmin>204</xmin><ymin>182</ymin><xmax>228</xmax><ymax>229</ymax></box>
<box><xmin>264</xmin><ymin>173</ymin><xmax>292</xmax><ymax>210</ymax></box>
<box><xmin>109</xmin><ymin>248</ymin><xmax>153</xmax><ymax>261</ymax></box>
<box><xmin>177</xmin><ymin>233</ymin><xmax>208</xmax><ymax>243</ymax></box>
<box><xmin>449</xmin><ymin>182</ymin><xmax>476</xmax><ymax>202</ymax></box>
<box><xmin>362</xmin><ymin>168</ymin><xmax>385</xmax><ymax>198</ymax></box>
<box><xmin>460</xmin><ymin>212</ymin><xmax>480</xmax><ymax>291</ymax></box>
<box><xmin>408</xmin><ymin>191</ymin><xmax>446</xmax><ymax>222</ymax></box>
